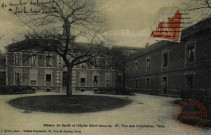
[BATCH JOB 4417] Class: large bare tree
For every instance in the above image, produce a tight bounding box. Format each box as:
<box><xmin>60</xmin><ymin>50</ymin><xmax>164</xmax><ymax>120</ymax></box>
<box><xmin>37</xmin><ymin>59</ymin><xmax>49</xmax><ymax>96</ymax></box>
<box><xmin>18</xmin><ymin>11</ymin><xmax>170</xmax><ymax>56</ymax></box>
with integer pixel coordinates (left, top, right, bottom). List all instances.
<box><xmin>183</xmin><ymin>0</ymin><xmax>211</xmax><ymax>21</ymax></box>
<box><xmin>7</xmin><ymin>0</ymin><xmax>108</xmax><ymax>96</ymax></box>
<box><xmin>184</xmin><ymin>0</ymin><xmax>211</xmax><ymax>11</ymax></box>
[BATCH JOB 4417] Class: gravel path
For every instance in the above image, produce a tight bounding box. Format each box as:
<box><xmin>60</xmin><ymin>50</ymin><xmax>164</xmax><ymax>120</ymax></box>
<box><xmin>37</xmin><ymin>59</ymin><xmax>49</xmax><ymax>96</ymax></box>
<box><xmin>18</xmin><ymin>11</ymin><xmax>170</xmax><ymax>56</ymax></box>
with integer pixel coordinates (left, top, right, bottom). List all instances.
<box><xmin>0</xmin><ymin>92</ymin><xmax>210</xmax><ymax>135</ymax></box>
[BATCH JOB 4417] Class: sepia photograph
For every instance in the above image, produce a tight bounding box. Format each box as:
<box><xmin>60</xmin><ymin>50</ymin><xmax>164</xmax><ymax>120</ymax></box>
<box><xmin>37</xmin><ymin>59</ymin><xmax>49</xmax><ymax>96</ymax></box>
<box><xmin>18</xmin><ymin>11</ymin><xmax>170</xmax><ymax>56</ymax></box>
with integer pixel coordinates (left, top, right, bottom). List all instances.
<box><xmin>0</xmin><ymin>0</ymin><xmax>211</xmax><ymax>135</ymax></box>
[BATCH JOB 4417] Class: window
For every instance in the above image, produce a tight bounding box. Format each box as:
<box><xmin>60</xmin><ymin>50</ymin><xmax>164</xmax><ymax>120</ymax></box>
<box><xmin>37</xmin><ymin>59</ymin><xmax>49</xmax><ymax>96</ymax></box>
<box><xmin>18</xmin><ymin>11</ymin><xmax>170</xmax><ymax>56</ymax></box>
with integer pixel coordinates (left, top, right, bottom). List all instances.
<box><xmin>31</xmin><ymin>80</ymin><xmax>37</xmax><ymax>86</ymax></box>
<box><xmin>135</xmin><ymin>79</ymin><xmax>138</xmax><ymax>88</ymax></box>
<box><xmin>30</xmin><ymin>69</ymin><xmax>38</xmax><ymax>86</ymax></box>
<box><xmin>162</xmin><ymin>53</ymin><xmax>168</xmax><ymax>68</ymax></box>
<box><xmin>134</xmin><ymin>62</ymin><xmax>138</xmax><ymax>72</ymax></box>
<box><xmin>15</xmin><ymin>73</ymin><xmax>21</xmax><ymax>85</ymax></box>
<box><xmin>46</xmin><ymin>74</ymin><xmax>51</xmax><ymax>83</ymax></box>
<box><xmin>118</xmin><ymin>75</ymin><xmax>122</xmax><ymax>85</ymax></box>
<box><xmin>162</xmin><ymin>77</ymin><xmax>167</xmax><ymax>94</ymax></box>
<box><xmin>146</xmin><ymin>78</ymin><xmax>150</xmax><ymax>89</ymax></box>
<box><xmin>31</xmin><ymin>56</ymin><xmax>37</xmax><ymax>66</ymax></box>
<box><xmin>93</xmin><ymin>75</ymin><xmax>98</xmax><ymax>86</ymax></box>
<box><xmin>46</xmin><ymin>56</ymin><xmax>52</xmax><ymax>67</ymax></box>
<box><xmin>105</xmin><ymin>73</ymin><xmax>112</xmax><ymax>86</ymax></box>
<box><xmin>187</xmin><ymin>46</ymin><xmax>195</xmax><ymax>63</ymax></box>
<box><xmin>146</xmin><ymin>58</ymin><xmax>151</xmax><ymax>71</ymax></box>
<box><xmin>14</xmin><ymin>53</ymin><xmax>21</xmax><ymax>66</ymax></box>
<box><xmin>186</xmin><ymin>75</ymin><xmax>194</xmax><ymax>89</ymax></box>
<box><xmin>80</xmin><ymin>78</ymin><xmax>86</xmax><ymax>86</ymax></box>
<box><xmin>0</xmin><ymin>72</ymin><xmax>6</xmax><ymax>85</ymax></box>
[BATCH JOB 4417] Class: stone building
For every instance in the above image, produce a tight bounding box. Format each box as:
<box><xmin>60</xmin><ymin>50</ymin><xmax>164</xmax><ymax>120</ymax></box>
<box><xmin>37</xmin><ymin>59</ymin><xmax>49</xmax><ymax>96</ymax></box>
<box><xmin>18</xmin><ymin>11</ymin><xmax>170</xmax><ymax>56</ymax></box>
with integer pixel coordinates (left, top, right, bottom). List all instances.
<box><xmin>5</xmin><ymin>40</ymin><xmax>139</xmax><ymax>92</ymax></box>
<box><xmin>62</xmin><ymin>62</ymin><xmax>119</xmax><ymax>92</ymax></box>
<box><xmin>0</xmin><ymin>52</ymin><xmax>6</xmax><ymax>85</ymax></box>
<box><xmin>126</xmin><ymin>17</ymin><xmax>211</xmax><ymax>96</ymax></box>
<box><xmin>5</xmin><ymin>41</ymin><xmax>63</xmax><ymax>91</ymax></box>
<box><xmin>62</xmin><ymin>46</ymin><xmax>141</xmax><ymax>92</ymax></box>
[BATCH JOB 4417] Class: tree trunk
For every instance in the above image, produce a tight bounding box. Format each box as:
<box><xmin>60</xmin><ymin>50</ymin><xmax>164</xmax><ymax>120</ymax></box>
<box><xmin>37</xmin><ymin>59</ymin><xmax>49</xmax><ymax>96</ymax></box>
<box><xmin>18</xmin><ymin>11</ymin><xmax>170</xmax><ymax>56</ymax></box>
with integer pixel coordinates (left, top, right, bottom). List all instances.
<box><xmin>66</xmin><ymin>64</ymin><xmax>73</xmax><ymax>97</ymax></box>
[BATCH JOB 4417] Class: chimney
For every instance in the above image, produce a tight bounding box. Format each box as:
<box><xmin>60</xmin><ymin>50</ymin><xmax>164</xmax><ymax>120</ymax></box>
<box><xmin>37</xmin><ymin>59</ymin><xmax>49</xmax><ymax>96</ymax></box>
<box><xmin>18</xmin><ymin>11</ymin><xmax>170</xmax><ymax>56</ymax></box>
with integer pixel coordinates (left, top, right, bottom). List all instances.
<box><xmin>145</xmin><ymin>42</ymin><xmax>149</xmax><ymax>48</ymax></box>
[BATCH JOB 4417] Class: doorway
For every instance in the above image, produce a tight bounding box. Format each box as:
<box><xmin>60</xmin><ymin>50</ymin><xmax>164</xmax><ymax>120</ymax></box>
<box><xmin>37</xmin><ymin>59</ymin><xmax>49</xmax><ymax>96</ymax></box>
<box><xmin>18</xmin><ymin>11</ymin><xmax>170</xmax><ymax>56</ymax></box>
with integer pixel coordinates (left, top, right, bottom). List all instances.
<box><xmin>162</xmin><ymin>77</ymin><xmax>167</xmax><ymax>94</ymax></box>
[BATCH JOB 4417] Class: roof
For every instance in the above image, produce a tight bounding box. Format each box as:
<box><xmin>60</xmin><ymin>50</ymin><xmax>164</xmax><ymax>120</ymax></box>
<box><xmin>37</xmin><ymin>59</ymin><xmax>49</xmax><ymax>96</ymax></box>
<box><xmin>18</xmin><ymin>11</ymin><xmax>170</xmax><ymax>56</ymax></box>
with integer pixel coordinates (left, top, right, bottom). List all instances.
<box><xmin>111</xmin><ymin>46</ymin><xmax>143</xmax><ymax>50</ymax></box>
<box><xmin>127</xmin><ymin>17</ymin><xmax>211</xmax><ymax>61</ymax></box>
<box><xmin>126</xmin><ymin>40</ymin><xmax>173</xmax><ymax>60</ymax></box>
<box><xmin>6</xmin><ymin>39</ymin><xmax>106</xmax><ymax>53</ymax></box>
<box><xmin>182</xmin><ymin>17</ymin><xmax>211</xmax><ymax>39</ymax></box>
<box><xmin>6</xmin><ymin>39</ymin><xmax>50</xmax><ymax>52</ymax></box>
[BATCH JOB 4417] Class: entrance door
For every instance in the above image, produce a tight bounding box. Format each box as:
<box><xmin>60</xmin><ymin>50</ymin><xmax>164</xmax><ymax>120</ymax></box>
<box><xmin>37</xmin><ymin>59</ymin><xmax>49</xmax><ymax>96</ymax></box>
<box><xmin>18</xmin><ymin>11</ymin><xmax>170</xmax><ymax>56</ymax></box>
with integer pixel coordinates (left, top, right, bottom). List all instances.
<box><xmin>162</xmin><ymin>77</ymin><xmax>167</xmax><ymax>94</ymax></box>
<box><xmin>186</xmin><ymin>76</ymin><xmax>194</xmax><ymax>89</ymax></box>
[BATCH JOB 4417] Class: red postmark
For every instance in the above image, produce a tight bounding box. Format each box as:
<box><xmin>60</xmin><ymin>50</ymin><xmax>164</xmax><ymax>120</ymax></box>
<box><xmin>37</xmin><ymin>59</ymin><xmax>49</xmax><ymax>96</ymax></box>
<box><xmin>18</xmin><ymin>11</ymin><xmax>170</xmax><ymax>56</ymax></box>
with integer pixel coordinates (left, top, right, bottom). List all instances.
<box><xmin>174</xmin><ymin>99</ymin><xmax>207</xmax><ymax>131</ymax></box>
<box><xmin>151</xmin><ymin>10</ymin><xmax>182</xmax><ymax>42</ymax></box>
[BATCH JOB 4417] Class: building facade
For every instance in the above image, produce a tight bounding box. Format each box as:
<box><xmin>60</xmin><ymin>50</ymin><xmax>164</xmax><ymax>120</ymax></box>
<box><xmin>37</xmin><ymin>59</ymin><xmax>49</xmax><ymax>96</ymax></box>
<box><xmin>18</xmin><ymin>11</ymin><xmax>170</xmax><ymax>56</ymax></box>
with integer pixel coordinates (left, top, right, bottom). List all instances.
<box><xmin>61</xmin><ymin>46</ymin><xmax>141</xmax><ymax>92</ymax></box>
<box><xmin>5</xmin><ymin>41</ymin><xmax>136</xmax><ymax>92</ymax></box>
<box><xmin>126</xmin><ymin>17</ymin><xmax>211</xmax><ymax>96</ymax></box>
<box><xmin>0</xmin><ymin>52</ymin><xmax>6</xmax><ymax>85</ymax></box>
<box><xmin>63</xmin><ymin>63</ymin><xmax>121</xmax><ymax>92</ymax></box>
<box><xmin>6</xmin><ymin>42</ymin><xmax>63</xmax><ymax>91</ymax></box>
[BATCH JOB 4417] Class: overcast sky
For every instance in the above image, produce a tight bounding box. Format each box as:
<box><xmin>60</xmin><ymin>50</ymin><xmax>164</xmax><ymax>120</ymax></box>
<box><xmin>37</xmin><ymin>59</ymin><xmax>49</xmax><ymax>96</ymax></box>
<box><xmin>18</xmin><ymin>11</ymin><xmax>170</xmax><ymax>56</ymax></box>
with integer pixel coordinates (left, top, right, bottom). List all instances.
<box><xmin>0</xmin><ymin>0</ymin><xmax>209</xmax><ymax>52</ymax></box>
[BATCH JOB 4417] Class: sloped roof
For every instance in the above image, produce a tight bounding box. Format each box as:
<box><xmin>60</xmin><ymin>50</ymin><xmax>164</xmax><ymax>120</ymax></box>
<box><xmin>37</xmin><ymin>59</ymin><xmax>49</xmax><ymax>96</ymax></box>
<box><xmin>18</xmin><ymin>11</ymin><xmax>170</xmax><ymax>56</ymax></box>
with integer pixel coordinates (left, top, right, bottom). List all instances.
<box><xmin>182</xmin><ymin>17</ymin><xmax>211</xmax><ymax>39</ymax></box>
<box><xmin>6</xmin><ymin>39</ymin><xmax>105</xmax><ymax>53</ymax></box>
<box><xmin>127</xmin><ymin>17</ymin><xmax>211</xmax><ymax>61</ymax></box>
<box><xmin>112</xmin><ymin>46</ymin><xmax>143</xmax><ymax>50</ymax></box>
<box><xmin>6</xmin><ymin>39</ymin><xmax>50</xmax><ymax>52</ymax></box>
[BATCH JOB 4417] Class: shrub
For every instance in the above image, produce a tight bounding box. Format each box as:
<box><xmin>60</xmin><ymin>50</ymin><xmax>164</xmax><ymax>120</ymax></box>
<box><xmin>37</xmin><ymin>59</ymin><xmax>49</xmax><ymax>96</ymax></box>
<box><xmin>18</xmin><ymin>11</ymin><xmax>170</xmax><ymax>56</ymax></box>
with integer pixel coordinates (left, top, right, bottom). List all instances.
<box><xmin>193</xmin><ymin>89</ymin><xmax>211</xmax><ymax>106</ymax></box>
<box><xmin>180</xmin><ymin>89</ymin><xmax>194</xmax><ymax>100</ymax></box>
<box><xmin>0</xmin><ymin>85</ymin><xmax>35</xmax><ymax>94</ymax></box>
<box><xmin>181</xmin><ymin>89</ymin><xmax>211</xmax><ymax>105</ymax></box>
<box><xmin>95</xmin><ymin>86</ymin><xmax>134</xmax><ymax>95</ymax></box>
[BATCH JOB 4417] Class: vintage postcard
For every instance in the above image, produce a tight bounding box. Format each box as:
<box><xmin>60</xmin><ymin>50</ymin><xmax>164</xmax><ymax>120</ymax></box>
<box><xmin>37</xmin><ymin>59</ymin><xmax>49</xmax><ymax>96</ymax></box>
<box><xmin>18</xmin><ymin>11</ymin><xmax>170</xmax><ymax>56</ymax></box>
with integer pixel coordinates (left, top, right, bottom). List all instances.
<box><xmin>0</xmin><ymin>0</ymin><xmax>211</xmax><ymax>135</ymax></box>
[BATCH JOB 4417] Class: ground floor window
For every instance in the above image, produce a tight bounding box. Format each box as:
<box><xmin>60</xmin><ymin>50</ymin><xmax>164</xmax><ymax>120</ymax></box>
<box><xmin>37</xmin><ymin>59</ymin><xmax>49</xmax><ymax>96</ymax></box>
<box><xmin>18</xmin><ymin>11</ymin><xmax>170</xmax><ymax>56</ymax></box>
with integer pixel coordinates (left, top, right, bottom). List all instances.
<box><xmin>135</xmin><ymin>79</ymin><xmax>138</xmax><ymax>88</ymax></box>
<box><xmin>186</xmin><ymin>75</ymin><xmax>194</xmax><ymax>89</ymax></box>
<box><xmin>0</xmin><ymin>72</ymin><xmax>6</xmax><ymax>85</ymax></box>
<box><xmin>118</xmin><ymin>75</ymin><xmax>122</xmax><ymax>86</ymax></box>
<box><xmin>15</xmin><ymin>73</ymin><xmax>21</xmax><ymax>85</ymax></box>
<box><xmin>162</xmin><ymin>77</ymin><xmax>167</xmax><ymax>94</ymax></box>
<box><xmin>93</xmin><ymin>75</ymin><xmax>98</xmax><ymax>86</ymax></box>
<box><xmin>31</xmin><ymin>80</ymin><xmax>37</xmax><ymax>86</ymax></box>
<box><xmin>46</xmin><ymin>74</ymin><xmax>52</xmax><ymax>83</ymax></box>
<box><xmin>81</xmin><ymin>78</ymin><xmax>86</xmax><ymax>86</ymax></box>
<box><xmin>146</xmin><ymin>78</ymin><xmax>150</xmax><ymax>89</ymax></box>
<box><xmin>30</xmin><ymin>69</ymin><xmax>38</xmax><ymax>86</ymax></box>
<box><xmin>105</xmin><ymin>73</ymin><xmax>112</xmax><ymax>86</ymax></box>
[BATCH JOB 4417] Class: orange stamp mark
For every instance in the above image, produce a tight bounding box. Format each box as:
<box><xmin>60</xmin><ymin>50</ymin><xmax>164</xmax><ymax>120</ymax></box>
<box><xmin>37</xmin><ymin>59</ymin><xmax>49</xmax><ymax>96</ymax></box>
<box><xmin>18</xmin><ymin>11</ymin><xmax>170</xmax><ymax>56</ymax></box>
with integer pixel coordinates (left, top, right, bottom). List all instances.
<box><xmin>174</xmin><ymin>99</ymin><xmax>207</xmax><ymax>131</ymax></box>
<box><xmin>151</xmin><ymin>10</ymin><xmax>182</xmax><ymax>42</ymax></box>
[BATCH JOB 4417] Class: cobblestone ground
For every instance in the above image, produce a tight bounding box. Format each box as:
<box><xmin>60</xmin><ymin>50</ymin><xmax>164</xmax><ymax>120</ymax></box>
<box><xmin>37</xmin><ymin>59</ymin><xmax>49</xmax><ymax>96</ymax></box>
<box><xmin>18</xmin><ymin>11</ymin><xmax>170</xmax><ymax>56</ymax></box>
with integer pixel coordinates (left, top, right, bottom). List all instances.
<box><xmin>0</xmin><ymin>92</ymin><xmax>210</xmax><ymax>135</ymax></box>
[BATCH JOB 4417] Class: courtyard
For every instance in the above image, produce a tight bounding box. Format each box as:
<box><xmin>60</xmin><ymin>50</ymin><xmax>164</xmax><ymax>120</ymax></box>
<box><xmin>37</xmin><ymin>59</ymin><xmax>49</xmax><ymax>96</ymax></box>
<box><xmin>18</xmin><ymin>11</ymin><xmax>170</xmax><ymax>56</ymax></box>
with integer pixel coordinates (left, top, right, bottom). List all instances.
<box><xmin>0</xmin><ymin>92</ymin><xmax>210</xmax><ymax>135</ymax></box>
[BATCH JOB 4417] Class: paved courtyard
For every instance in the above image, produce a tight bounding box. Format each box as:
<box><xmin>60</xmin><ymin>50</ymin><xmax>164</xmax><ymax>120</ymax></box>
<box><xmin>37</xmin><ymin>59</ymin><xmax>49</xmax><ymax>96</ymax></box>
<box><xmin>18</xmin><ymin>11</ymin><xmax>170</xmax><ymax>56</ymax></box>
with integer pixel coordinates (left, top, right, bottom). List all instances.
<box><xmin>0</xmin><ymin>92</ymin><xmax>210</xmax><ymax>135</ymax></box>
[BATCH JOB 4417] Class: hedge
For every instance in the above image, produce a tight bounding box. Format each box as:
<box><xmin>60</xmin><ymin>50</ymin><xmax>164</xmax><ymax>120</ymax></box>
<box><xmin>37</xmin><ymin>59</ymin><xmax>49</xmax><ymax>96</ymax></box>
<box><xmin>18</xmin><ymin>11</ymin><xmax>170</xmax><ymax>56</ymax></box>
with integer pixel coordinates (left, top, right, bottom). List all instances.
<box><xmin>0</xmin><ymin>85</ymin><xmax>36</xmax><ymax>94</ymax></box>
<box><xmin>94</xmin><ymin>86</ymin><xmax>134</xmax><ymax>95</ymax></box>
